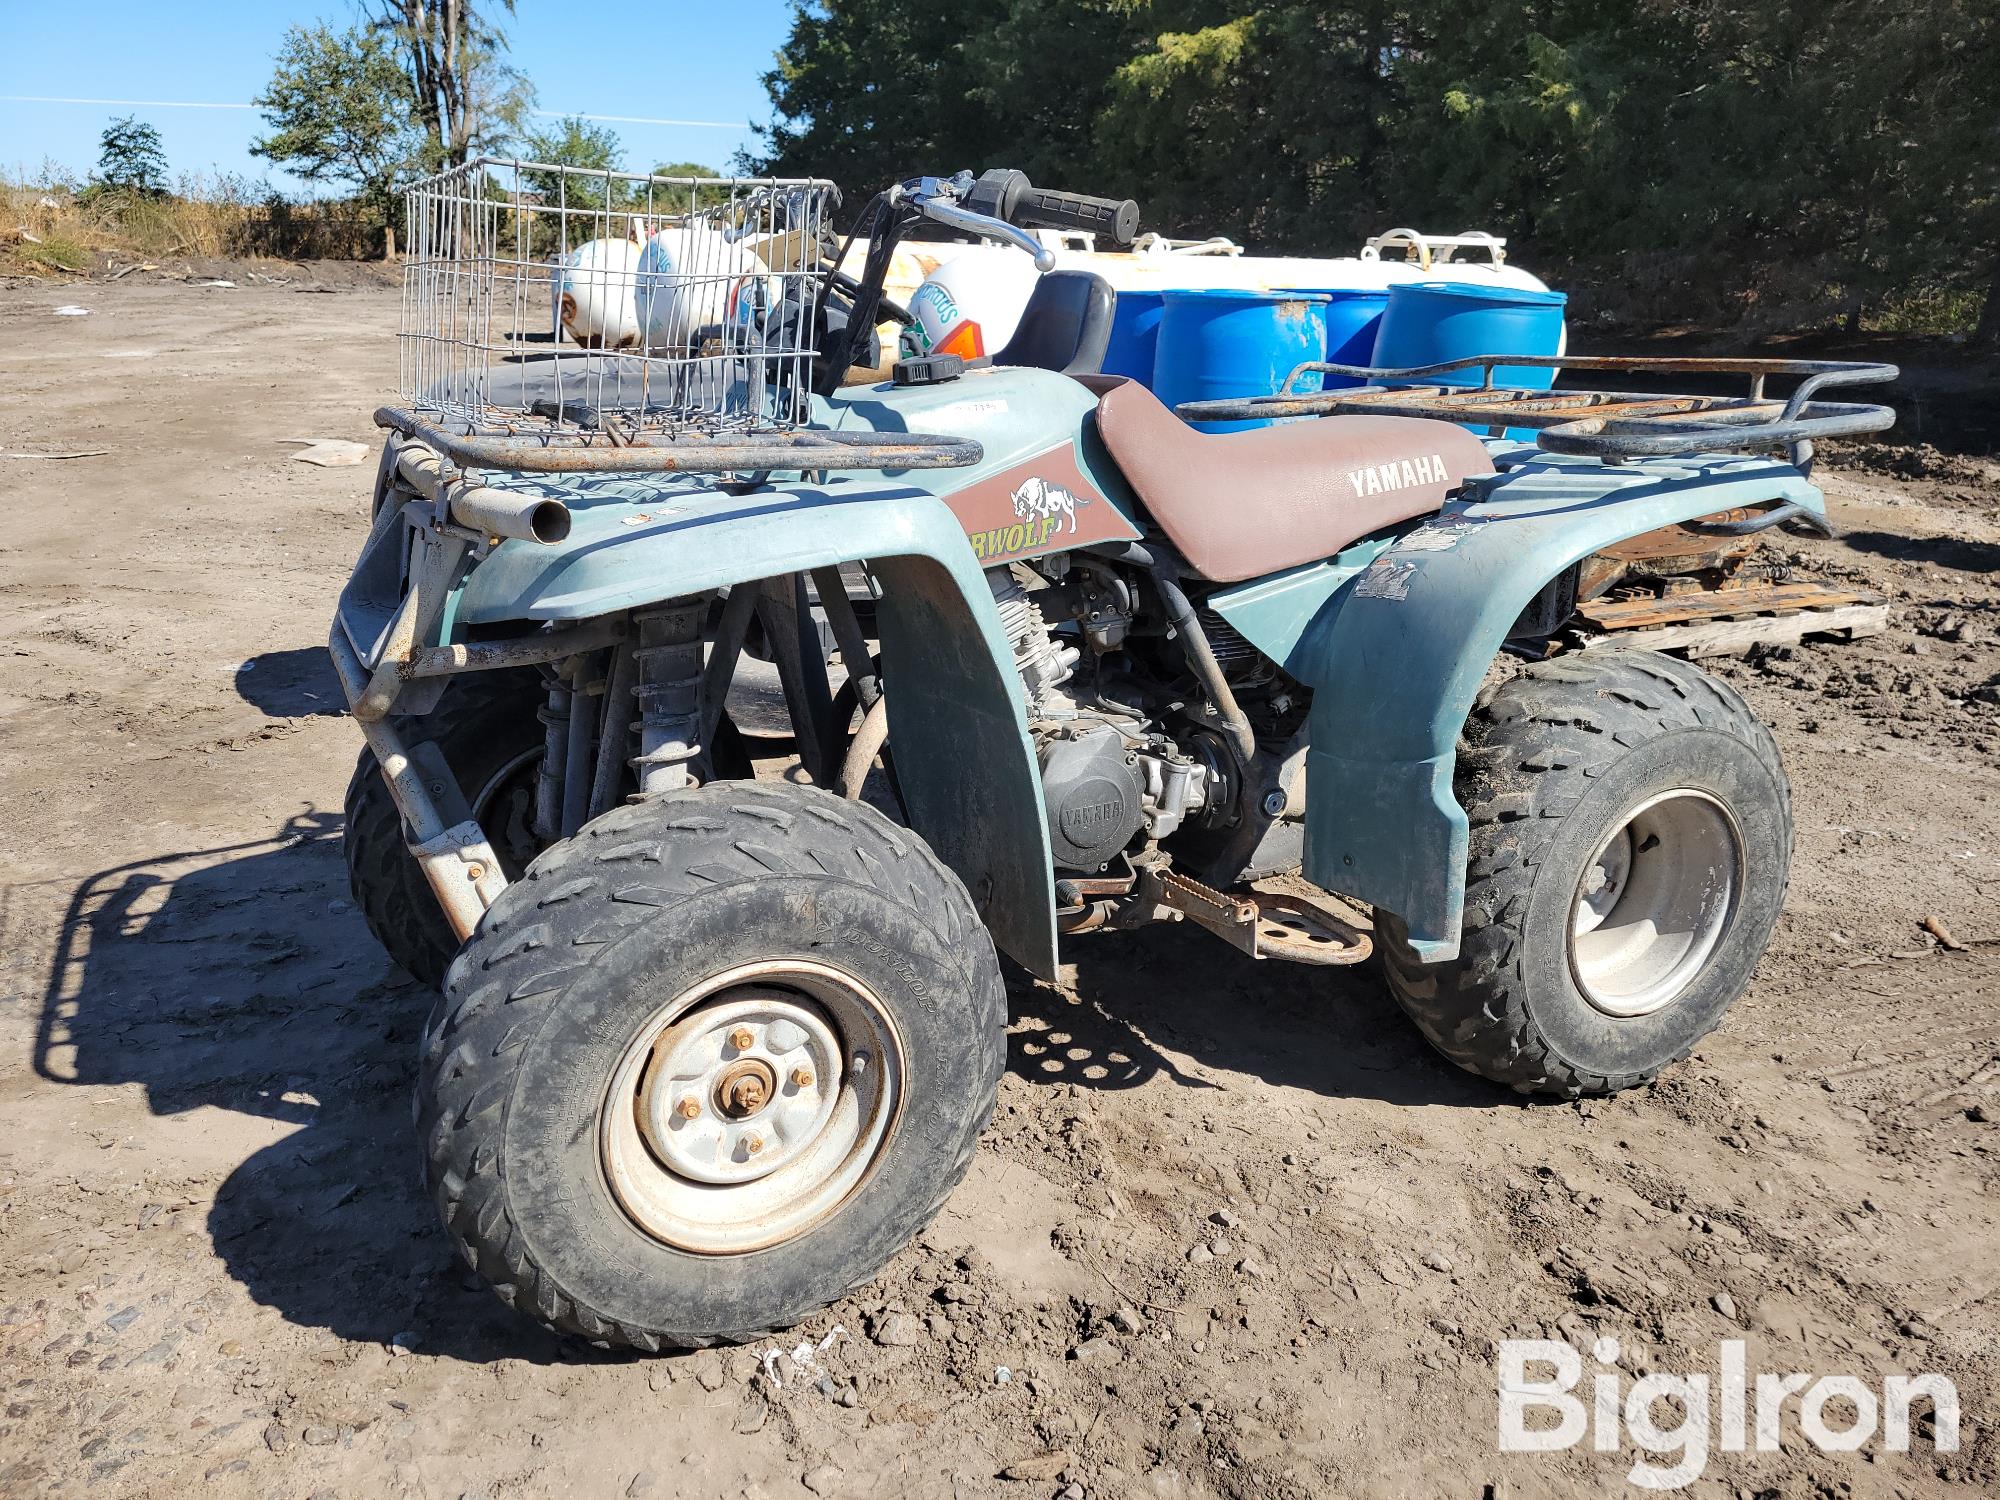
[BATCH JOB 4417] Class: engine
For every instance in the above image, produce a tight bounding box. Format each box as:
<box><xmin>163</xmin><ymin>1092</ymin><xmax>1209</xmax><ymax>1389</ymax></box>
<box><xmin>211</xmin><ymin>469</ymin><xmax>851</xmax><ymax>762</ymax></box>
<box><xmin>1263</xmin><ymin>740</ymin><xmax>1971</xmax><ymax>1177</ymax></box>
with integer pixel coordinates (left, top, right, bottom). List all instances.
<box><xmin>1039</xmin><ymin>722</ymin><xmax>1144</xmax><ymax>870</ymax></box>
<box><xmin>990</xmin><ymin>569</ymin><xmax>1227</xmax><ymax>872</ymax></box>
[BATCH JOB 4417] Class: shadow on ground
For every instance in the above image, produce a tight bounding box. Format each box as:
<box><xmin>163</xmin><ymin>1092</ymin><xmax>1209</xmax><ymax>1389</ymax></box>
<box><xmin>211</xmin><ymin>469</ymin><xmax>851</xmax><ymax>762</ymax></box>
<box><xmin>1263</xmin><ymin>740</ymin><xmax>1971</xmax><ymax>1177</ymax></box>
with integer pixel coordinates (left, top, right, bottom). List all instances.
<box><xmin>233</xmin><ymin>646</ymin><xmax>346</xmax><ymax>718</ymax></box>
<box><xmin>1009</xmin><ymin>920</ymin><xmax>1503</xmax><ymax>1110</ymax></box>
<box><xmin>32</xmin><ymin>807</ymin><xmax>1496</xmax><ymax>1363</ymax></box>
<box><xmin>1841</xmin><ymin>529</ymin><xmax>2000</xmax><ymax>575</ymax></box>
<box><xmin>31</xmin><ymin>810</ymin><xmax>581</xmax><ymax>1366</ymax></box>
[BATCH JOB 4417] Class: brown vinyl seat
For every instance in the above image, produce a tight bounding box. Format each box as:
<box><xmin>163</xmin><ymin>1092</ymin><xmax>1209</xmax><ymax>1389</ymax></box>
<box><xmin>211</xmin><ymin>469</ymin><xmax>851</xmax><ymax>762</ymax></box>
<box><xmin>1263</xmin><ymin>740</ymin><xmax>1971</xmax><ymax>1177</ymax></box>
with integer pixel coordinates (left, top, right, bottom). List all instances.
<box><xmin>1087</xmin><ymin>377</ymin><xmax>1495</xmax><ymax>582</ymax></box>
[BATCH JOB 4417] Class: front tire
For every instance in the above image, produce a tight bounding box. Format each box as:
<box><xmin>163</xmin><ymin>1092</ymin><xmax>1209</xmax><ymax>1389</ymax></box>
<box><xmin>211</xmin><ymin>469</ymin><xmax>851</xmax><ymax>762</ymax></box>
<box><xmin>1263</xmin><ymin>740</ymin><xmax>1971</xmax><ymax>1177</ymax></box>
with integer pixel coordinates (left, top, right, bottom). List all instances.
<box><xmin>1379</xmin><ymin>651</ymin><xmax>1792</xmax><ymax>1097</ymax></box>
<box><xmin>418</xmin><ymin>781</ymin><xmax>1005</xmax><ymax>1350</ymax></box>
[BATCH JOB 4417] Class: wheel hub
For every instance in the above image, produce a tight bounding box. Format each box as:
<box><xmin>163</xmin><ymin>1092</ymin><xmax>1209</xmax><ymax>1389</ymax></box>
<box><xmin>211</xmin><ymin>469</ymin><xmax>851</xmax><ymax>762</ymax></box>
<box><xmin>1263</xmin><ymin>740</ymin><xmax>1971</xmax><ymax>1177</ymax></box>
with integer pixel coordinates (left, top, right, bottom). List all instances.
<box><xmin>1568</xmin><ymin>789</ymin><xmax>1744</xmax><ymax>1019</ymax></box>
<box><xmin>1576</xmin><ymin>829</ymin><xmax>1633</xmax><ymax>932</ymax></box>
<box><xmin>634</xmin><ymin>993</ymin><xmax>841</xmax><ymax>1186</ymax></box>
<box><xmin>715</xmin><ymin>1058</ymin><xmax>777</xmax><ymax>1118</ymax></box>
<box><xmin>603</xmin><ymin>962</ymin><xmax>905</xmax><ymax>1255</ymax></box>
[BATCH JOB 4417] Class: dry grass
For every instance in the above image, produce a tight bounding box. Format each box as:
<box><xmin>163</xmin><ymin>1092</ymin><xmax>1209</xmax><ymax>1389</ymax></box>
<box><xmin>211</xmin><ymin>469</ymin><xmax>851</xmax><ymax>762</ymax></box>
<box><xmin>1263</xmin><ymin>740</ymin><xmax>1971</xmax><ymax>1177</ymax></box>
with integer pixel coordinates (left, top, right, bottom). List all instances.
<box><xmin>2</xmin><ymin>169</ymin><xmax>381</xmax><ymax>274</ymax></box>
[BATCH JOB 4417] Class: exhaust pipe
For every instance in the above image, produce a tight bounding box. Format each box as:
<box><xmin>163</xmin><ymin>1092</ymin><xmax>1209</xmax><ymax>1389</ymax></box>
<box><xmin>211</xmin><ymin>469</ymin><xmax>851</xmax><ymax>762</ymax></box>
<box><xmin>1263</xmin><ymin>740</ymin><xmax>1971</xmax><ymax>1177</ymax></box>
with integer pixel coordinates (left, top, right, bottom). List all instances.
<box><xmin>393</xmin><ymin>440</ymin><xmax>571</xmax><ymax>544</ymax></box>
<box><xmin>448</xmin><ymin>485</ymin><xmax>571</xmax><ymax>544</ymax></box>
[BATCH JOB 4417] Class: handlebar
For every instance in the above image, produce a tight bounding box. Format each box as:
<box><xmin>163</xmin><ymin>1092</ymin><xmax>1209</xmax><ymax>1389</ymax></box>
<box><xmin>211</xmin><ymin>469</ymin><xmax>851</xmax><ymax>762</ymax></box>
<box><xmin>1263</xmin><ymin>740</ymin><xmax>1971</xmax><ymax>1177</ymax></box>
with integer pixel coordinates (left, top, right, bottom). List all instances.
<box><xmin>813</xmin><ymin>167</ymin><xmax>1138</xmax><ymax>396</ymax></box>
<box><xmin>963</xmin><ymin>169</ymin><xmax>1140</xmax><ymax>249</ymax></box>
<box><xmin>902</xmin><ymin>181</ymin><xmax>1057</xmax><ymax>271</ymax></box>
<box><xmin>897</xmin><ymin>169</ymin><xmax>1141</xmax><ymax>268</ymax></box>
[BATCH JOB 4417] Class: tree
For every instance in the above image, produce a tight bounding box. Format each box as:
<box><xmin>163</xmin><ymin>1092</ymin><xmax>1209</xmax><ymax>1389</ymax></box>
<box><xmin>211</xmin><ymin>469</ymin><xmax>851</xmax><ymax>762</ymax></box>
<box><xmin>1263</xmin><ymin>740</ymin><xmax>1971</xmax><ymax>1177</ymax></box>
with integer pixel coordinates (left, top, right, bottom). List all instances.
<box><xmin>651</xmin><ymin>161</ymin><xmax>721</xmax><ymax>180</ymax></box>
<box><xmin>254</xmin><ymin>24</ymin><xmax>423</xmax><ymax>254</ymax></box>
<box><xmin>755</xmin><ymin>0</ymin><xmax>2000</xmax><ymax>337</ymax></box>
<box><xmin>750</xmin><ymin>0</ymin><xmax>1014</xmax><ymax>190</ymax></box>
<box><xmin>94</xmin><ymin>116</ymin><xmax>168</xmax><ymax>197</ymax></box>
<box><xmin>523</xmin><ymin>115</ymin><xmax>623</xmax><ymax>175</ymax></box>
<box><xmin>519</xmin><ymin>115</ymin><xmax>624</xmax><ymax>211</ymax></box>
<box><xmin>368</xmin><ymin>0</ymin><xmax>535</xmax><ymax>168</ymax></box>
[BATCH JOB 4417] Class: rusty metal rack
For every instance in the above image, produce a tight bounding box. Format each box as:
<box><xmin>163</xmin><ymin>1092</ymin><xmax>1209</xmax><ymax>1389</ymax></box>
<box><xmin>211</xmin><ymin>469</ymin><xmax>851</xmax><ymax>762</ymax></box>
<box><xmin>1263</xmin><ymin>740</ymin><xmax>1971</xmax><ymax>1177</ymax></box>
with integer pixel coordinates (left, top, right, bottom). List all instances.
<box><xmin>397</xmin><ymin>157</ymin><xmax>982</xmax><ymax>476</ymax></box>
<box><xmin>376</xmin><ymin>406</ymin><xmax>981</xmax><ymax>476</ymax></box>
<box><xmin>1175</xmin><ymin>355</ymin><xmax>1898</xmax><ymax>467</ymax></box>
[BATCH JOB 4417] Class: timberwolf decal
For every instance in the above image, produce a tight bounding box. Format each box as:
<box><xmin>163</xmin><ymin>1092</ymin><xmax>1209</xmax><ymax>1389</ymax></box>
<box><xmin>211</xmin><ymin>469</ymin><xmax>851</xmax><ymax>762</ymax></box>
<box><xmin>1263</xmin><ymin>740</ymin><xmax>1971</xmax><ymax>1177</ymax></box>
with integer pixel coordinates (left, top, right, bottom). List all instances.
<box><xmin>1011</xmin><ymin>476</ymin><xmax>1090</xmax><ymax>534</ymax></box>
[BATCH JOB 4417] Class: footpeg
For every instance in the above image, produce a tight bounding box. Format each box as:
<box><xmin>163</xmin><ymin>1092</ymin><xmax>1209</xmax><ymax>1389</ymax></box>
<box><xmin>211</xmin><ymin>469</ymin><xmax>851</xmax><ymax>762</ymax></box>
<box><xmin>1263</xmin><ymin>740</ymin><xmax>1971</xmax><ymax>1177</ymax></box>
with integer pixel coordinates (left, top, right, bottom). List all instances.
<box><xmin>1158</xmin><ymin>872</ymin><xmax>1372</xmax><ymax>966</ymax></box>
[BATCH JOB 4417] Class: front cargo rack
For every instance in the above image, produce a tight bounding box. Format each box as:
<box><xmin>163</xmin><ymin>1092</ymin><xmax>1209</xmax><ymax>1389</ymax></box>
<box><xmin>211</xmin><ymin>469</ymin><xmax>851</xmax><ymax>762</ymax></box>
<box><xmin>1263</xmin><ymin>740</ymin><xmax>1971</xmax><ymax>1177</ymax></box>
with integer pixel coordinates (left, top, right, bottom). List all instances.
<box><xmin>375</xmin><ymin>407</ymin><xmax>982</xmax><ymax>475</ymax></box>
<box><xmin>1175</xmin><ymin>355</ymin><xmax>1898</xmax><ymax>467</ymax></box>
<box><xmin>396</xmin><ymin>157</ymin><xmax>979</xmax><ymax>474</ymax></box>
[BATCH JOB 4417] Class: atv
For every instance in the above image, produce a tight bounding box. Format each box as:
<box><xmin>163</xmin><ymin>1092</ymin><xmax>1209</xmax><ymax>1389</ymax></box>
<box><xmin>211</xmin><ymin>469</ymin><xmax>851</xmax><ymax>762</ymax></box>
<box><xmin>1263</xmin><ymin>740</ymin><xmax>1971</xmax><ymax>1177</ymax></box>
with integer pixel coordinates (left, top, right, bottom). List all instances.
<box><xmin>330</xmin><ymin>160</ymin><xmax>1896</xmax><ymax>1349</ymax></box>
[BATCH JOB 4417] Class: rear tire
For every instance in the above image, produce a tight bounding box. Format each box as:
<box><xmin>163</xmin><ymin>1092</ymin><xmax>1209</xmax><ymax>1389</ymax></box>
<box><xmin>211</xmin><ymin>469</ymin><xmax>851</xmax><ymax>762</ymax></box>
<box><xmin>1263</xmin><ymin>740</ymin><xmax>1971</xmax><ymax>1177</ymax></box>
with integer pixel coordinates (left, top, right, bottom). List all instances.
<box><xmin>1379</xmin><ymin>651</ymin><xmax>1792</xmax><ymax>1097</ymax></box>
<box><xmin>418</xmin><ymin>781</ymin><xmax>1005</xmax><ymax>1350</ymax></box>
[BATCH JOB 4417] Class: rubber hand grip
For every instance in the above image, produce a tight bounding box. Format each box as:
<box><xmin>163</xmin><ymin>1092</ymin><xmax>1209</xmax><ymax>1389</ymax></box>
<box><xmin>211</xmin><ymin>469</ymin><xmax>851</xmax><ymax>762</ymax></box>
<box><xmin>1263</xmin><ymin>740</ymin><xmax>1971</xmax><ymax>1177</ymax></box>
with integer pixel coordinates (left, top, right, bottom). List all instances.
<box><xmin>1012</xmin><ymin>188</ymin><xmax>1139</xmax><ymax>249</ymax></box>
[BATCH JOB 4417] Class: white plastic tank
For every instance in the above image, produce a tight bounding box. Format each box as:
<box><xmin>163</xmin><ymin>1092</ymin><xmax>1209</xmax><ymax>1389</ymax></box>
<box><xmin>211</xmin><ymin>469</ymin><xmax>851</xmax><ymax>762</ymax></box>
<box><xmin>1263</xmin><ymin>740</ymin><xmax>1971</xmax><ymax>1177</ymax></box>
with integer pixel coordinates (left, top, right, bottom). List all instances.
<box><xmin>635</xmin><ymin>224</ymin><xmax>767</xmax><ymax>351</ymax></box>
<box><xmin>552</xmin><ymin>237</ymin><xmax>643</xmax><ymax>350</ymax></box>
<box><xmin>902</xmin><ymin>246</ymin><xmax>1042</xmax><ymax>359</ymax></box>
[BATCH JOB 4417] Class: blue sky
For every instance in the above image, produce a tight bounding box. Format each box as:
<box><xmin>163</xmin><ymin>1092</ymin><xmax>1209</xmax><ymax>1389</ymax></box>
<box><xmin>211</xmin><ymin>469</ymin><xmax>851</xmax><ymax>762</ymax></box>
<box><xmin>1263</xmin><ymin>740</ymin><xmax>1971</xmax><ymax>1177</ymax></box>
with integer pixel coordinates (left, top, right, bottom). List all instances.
<box><xmin>0</xmin><ymin>0</ymin><xmax>798</xmax><ymax>191</ymax></box>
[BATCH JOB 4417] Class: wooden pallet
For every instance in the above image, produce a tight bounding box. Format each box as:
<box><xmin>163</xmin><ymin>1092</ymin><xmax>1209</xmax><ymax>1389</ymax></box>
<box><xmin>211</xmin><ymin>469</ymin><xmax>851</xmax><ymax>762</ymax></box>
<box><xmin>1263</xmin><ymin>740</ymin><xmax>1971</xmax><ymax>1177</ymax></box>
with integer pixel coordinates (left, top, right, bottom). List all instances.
<box><xmin>1568</xmin><ymin>583</ymin><xmax>1889</xmax><ymax>659</ymax></box>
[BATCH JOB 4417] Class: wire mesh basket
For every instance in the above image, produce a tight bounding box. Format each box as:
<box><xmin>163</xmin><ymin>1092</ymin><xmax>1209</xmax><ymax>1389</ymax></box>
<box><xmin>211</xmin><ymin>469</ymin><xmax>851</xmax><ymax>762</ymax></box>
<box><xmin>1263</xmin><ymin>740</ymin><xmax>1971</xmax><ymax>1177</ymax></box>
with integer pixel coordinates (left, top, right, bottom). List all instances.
<box><xmin>399</xmin><ymin>157</ymin><xmax>840</xmax><ymax>443</ymax></box>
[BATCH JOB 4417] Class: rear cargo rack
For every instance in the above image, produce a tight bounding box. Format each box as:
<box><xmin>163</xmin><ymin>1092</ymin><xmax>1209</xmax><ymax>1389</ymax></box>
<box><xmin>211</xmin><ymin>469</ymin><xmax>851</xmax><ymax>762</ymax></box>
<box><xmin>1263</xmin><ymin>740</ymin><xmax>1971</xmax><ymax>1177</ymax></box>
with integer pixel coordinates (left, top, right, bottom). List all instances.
<box><xmin>1175</xmin><ymin>355</ymin><xmax>1898</xmax><ymax>468</ymax></box>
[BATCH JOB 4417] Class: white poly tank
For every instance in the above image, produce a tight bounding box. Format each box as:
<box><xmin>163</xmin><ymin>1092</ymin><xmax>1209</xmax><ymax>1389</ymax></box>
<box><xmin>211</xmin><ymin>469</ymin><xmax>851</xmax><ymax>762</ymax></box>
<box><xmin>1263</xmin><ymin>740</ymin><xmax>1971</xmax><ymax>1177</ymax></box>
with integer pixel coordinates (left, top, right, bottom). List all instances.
<box><xmin>552</xmin><ymin>237</ymin><xmax>643</xmax><ymax>350</ymax></box>
<box><xmin>945</xmin><ymin>231</ymin><xmax>1554</xmax><ymax>349</ymax></box>
<box><xmin>635</xmin><ymin>225</ymin><xmax>767</xmax><ymax>352</ymax></box>
<box><xmin>901</xmin><ymin>246</ymin><xmax>1042</xmax><ymax>359</ymax></box>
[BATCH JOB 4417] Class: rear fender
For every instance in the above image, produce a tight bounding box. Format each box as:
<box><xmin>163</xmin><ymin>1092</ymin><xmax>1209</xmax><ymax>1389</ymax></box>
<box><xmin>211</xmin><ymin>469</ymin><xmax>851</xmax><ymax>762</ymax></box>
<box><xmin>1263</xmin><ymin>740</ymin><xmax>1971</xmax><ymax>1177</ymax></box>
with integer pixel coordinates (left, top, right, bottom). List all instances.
<box><xmin>1285</xmin><ymin>450</ymin><xmax>1824</xmax><ymax>961</ymax></box>
<box><xmin>448</xmin><ymin>474</ymin><xmax>1058</xmax><ymax>977</ymax></box>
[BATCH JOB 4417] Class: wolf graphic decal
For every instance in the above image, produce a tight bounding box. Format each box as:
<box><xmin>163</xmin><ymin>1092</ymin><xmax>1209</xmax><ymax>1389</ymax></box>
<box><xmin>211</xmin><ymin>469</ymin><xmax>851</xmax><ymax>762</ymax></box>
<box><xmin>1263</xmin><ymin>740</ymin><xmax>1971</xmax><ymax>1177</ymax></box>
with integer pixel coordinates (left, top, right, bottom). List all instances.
<box><xmin>1010</xmin><ymin>476</ymin><xmax>1090</xmax><ymax>535</ymax></box>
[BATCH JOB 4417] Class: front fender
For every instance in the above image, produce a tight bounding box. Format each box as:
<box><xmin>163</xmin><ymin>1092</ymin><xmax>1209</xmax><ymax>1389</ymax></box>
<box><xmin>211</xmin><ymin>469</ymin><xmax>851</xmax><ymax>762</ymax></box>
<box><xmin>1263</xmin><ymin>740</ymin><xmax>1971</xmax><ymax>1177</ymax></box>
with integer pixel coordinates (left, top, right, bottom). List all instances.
<box><xmin>450</xmin><ymin>473</ymin><xmax>1059</xmax><ymax>978</ymax></box>
<box><xmin>1292</xmin><ymin>449</ymin><xmax>1825</xmax><ymax>961</ymax></box>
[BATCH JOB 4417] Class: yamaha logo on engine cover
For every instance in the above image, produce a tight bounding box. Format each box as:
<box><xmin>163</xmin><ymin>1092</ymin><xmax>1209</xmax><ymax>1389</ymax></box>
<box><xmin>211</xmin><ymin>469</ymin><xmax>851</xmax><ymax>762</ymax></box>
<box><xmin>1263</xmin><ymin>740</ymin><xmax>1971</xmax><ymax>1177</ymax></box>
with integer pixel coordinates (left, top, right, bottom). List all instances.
<box><xmin>1041</xmin><ymin>724</ymin><xmax>1146</xmax><ymax>872</ymax></box>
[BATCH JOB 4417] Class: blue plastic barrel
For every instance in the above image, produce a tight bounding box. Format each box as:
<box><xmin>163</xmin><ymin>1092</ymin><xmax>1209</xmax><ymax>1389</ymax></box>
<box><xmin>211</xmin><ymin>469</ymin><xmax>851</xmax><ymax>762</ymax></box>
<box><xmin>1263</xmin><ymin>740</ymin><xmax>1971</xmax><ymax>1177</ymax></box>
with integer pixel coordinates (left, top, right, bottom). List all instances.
<box><xmin>1102</xmin><ymin>290</ymin><xmax>1167</xmax><ymax>383</ymax></box>
<box><xmin>1273</xmin><ymin>287</ymin><xmax>1391</xmax><ymax>388</ymax></box>
<box><xmin>1369</xmin><ymin>281</ymin><xmax>1567</xmax><ymax>389</ymax></box>
<box><xmin>1151</xmin><ymin>289</ymin><xmax>1330</xmax><ymax>431</ymax></box>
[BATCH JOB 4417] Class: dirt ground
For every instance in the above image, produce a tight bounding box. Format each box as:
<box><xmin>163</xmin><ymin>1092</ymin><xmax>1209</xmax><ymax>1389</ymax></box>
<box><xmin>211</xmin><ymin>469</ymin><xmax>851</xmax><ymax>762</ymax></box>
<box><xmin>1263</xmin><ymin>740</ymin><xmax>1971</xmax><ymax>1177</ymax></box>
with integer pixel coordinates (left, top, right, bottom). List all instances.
<box><xmin>0</xmin><ymin>277</ymin><xmax>1995</xmax><ymax>1500</ymax></box>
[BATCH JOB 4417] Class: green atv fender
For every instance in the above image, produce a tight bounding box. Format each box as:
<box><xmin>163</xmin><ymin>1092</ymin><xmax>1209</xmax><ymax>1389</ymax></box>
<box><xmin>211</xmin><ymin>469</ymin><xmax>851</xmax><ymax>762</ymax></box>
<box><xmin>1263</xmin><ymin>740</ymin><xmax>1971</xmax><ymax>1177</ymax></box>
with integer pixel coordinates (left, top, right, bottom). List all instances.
<box><xmin>449</xmin><ymin>473</ymin><xmax>1060</xmax><ymax>977</ymax></box>
<box><xmin>443</xmin><ymin>367</ymin><xmax>1142</xmax><ymax>981</ymax></box>
<box><xmin>1226</xmin><ymin>448</ymin><xmax>1825</xmax><ymax>962</ymax></box>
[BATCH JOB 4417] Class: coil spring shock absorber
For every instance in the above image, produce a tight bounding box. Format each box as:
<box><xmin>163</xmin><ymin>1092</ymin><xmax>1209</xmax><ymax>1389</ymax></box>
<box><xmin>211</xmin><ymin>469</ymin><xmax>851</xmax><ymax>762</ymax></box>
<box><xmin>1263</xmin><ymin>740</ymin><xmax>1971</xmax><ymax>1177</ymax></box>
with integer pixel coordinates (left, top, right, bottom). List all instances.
<box><xmin>631</xmin><ymin>599</ymin><xmax>707</xmax><ymax>796</ymax></box>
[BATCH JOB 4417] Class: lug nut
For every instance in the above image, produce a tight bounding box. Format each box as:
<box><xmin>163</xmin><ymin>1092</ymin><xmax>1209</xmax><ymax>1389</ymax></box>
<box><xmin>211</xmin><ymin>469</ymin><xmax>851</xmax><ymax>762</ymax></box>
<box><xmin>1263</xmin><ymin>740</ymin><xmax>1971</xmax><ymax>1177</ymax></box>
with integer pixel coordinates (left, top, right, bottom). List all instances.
<box><xmin>676</xmin><ymin>1094</ymin><xmax>702</xmax><ymax>1120</ymax></box>
<box><xmin>744</xmin><ymin>1134</ymin><xmax>764</xmax><ymax>1155</ymax></box>
<box><xmin>729</xmin><ymin>1027</ymin><xmax>755</xmax><ymax>1051</ymax></box>
<box><xmin>790</xmin><ymin>1066</ymin><xmax>814</xmax><ymax>1089</ymax></box>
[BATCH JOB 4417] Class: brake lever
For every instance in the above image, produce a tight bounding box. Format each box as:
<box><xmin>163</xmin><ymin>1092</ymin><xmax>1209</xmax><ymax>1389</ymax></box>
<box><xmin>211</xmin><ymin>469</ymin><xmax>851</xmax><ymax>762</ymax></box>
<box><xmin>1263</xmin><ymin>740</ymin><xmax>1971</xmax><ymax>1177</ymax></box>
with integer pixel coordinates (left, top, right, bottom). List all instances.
<box><xmin>897</xmin><ymin>177</ymin><xmax>1057</xmax><ymax>272</ymax></box>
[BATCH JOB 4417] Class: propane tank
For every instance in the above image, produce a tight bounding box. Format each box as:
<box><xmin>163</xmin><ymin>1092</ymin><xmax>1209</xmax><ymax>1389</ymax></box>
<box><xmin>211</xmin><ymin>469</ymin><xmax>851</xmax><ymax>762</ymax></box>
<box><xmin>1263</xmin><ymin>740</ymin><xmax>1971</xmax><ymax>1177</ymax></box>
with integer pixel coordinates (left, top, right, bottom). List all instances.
<box><xmin>552</xmin><ymin>237</ymin><xmax>642</xmax><ymax>350</ymax></box>
<box><xmin>635</xmin><ymin>224</ymin><xmax>766</xmax><ymax>352</ymax></box>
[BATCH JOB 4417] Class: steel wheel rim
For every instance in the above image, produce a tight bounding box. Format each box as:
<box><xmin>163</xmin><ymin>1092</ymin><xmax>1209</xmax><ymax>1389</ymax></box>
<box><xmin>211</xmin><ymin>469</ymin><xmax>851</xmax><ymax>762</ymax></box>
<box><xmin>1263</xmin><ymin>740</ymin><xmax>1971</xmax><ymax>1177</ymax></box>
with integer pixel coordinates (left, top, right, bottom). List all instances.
<box><xmin>1567</xmin><ymin>788</ymin><xmax>1744</xmax><ymax>1019</ymax></box>
<box><xmin>600</xmin><ymin>959</ymin><xmax>904</xmax><ymax>1255</ymax></box>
